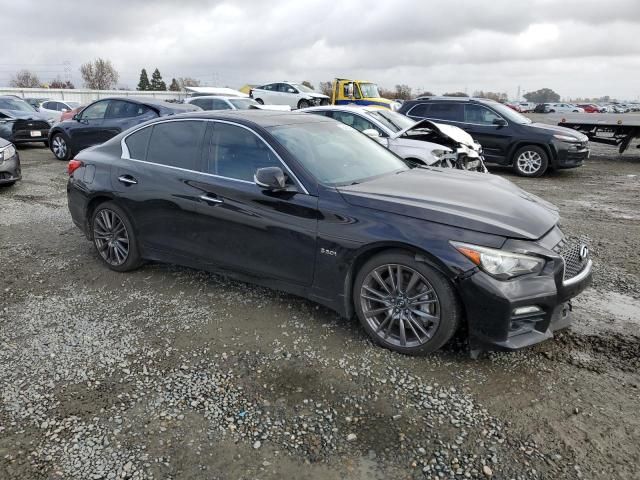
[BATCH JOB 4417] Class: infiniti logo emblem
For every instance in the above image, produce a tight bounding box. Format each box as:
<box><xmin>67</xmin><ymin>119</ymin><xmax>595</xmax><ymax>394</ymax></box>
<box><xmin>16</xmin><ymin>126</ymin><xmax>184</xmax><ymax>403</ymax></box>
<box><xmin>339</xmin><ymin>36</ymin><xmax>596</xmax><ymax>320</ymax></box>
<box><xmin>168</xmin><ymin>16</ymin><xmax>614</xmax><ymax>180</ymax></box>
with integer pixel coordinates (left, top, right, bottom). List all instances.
<box><xmin>579</xmin><ymin>244</ymin><xmax>589</xmax><ymax>260</ymax></box>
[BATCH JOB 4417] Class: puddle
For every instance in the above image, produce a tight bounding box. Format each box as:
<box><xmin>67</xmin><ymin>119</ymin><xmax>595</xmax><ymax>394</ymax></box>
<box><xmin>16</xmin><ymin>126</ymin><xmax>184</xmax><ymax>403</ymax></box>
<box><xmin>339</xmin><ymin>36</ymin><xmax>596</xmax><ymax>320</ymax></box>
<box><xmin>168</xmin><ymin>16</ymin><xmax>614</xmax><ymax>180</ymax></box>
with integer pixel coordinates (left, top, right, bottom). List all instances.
<box><xmin>572</xmin><ymin>289</ymin><xmax>640</xmax><ymax>336</ymax></box>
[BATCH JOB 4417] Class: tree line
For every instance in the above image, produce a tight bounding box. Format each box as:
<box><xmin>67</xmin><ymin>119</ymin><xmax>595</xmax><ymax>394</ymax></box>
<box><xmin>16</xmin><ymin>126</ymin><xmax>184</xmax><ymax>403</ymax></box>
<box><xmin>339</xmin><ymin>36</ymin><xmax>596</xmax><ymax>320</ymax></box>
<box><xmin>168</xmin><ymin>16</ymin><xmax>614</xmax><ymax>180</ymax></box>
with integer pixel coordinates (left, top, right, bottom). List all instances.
<box><xmin>9</xmin><ymin>60</ymin><xmax>604</xmax><ymax>103</ymax></box>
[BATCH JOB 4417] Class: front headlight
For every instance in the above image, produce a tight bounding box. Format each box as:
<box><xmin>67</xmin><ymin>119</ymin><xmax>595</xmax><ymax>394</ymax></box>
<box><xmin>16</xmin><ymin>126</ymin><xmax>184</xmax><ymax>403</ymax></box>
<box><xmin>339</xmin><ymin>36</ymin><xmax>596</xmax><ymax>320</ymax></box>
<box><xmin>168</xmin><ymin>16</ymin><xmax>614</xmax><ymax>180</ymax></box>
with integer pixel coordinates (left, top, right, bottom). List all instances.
<box><xmin>553</xmin><ymin>134</ymin><xmax>579</xmax><ymax>142</ymax></box>
<box><xmin>431</xmin><ymin>148</ymin><xmax>452</xmax><ymax>159</ymax></box>
<box><xmin>0</xmin><ymin>144</ymin><xmax>17</xmax><ymax>163</ymax></box>
<box><xmin>451</xmin><ymin>242</ymin><xmax>545</xmax><ymax>280</ymax></box>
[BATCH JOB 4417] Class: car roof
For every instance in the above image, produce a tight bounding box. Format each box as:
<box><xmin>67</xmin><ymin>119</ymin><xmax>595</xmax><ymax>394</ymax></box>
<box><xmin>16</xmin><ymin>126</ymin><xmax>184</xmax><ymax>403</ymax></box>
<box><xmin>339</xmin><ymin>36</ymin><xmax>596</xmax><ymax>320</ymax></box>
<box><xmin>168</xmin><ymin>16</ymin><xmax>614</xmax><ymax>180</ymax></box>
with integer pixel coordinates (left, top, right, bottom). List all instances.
<box><xmin>145</xmin><ymin>110</ymin><xmax>334</xmax><ymax>128</ymax></box>
<box><xmin>186</xmin><ymin>96</ymin><xmax>254</xmax><ymax>101</ymax></box>
<box><xmin>408</xmin><ymin>96</ymin><xmax>501</xmax><ymax>105</ymax></box>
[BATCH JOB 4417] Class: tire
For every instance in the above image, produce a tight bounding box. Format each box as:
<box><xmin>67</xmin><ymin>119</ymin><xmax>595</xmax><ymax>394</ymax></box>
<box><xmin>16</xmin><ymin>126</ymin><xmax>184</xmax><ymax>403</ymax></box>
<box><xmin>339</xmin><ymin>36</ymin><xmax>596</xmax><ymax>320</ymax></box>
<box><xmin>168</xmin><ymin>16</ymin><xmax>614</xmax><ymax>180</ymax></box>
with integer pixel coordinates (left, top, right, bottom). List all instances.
<box><xmin>91</xmin><ymin>201</ymin><xmax>142</xmax><ymax>272</ymax></box>
<box><xmin>353</xmin><ymin>250</ymin><xmax>461</xmax><ymax>355</ymax></box>
<box><xmin>297</xmin><ymin>99</ymin><xmax>310</xmax><ymax>110</ymax></box>
<box><xmin>512</xmin><ymin>145</ymin><xmax>549</xmax><ymax>177</ymax></box>
<box><xmin>255</xmin><ymin>98</ymin><xmax>264</xmax><ymax>105</ymax></box>
<box><xmin>0</xmin><ymin>181</ymin><xmax>16</xmax><ymax>187</ymax></box>
<box><xmin>549</xmin><ymin>109</ymin><xmax>556</xmax><ymax>113</ymax></box>
<box><xmin>50</xmin><ymin>133</ymin><xmax>71</xmax><ymax>161</ymax></box>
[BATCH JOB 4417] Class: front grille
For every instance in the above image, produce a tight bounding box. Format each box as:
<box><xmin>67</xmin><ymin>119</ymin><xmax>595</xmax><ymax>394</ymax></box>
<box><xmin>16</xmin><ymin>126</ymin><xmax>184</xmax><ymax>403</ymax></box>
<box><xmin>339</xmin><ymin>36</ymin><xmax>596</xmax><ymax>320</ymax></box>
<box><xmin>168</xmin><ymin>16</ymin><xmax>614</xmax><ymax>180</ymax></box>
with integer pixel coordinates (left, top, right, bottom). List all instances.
<box><xmin>13</xmin><ymin>119</ymin><xmax>50</xmax><ymax>131</ymax></box>
<box><xmin>553</xmin><ymin>237</ymin><xmax>589</xmax><ymax>281</ymax></box>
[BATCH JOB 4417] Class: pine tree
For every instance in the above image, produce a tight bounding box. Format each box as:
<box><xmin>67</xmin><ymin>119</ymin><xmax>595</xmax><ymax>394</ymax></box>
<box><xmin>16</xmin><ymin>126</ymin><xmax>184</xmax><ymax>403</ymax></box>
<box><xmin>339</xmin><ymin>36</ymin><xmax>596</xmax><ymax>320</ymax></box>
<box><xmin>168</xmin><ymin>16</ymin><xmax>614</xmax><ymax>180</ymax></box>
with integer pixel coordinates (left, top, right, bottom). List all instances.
<box><xmin>150</xmin><ymin>68</ymin><xmax>167</xmax><ymax>91</ymax></box>
<box><xmin>169</xmin><ymin>78</ymin><xmax>180</xmax><ymax>91</ymax></box>
<box><xmin>137</xmin><ymin>68</ymin><xmax>151</xmax><ymax>91</ymax></box>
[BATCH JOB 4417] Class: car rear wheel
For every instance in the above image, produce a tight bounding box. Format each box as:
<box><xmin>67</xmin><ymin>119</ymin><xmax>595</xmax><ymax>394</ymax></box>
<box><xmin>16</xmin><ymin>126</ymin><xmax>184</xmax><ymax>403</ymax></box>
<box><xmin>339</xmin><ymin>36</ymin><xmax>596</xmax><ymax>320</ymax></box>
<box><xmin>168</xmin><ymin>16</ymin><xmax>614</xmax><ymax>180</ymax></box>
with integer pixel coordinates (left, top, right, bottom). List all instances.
<box><xmin>353</xmin><ymin>250</ymin><xmax>461</xmax><ymax>355</ymax></box>
<box><xmin>51</xmin><ymin>133</ymin><xmax>70</xmax><ymax>161</ymax></box>
<box><xmin>91</xmin><ymin>202</ymin><xmax>142</xmax><ymax>272</ymax></box>
<box><xmin>297</xmin><ymin>99</ymin><xmax>310</xmax><ymax>110</ymax></box>
<box><xmin>512</xmin><ymin>145</ymin><xmax>548</xmax><ymax>177</ymax></box>
<box><xmin>255</xmin><ymin>98</ymin><xmax>264</xmax><ymax>105</ymax></box>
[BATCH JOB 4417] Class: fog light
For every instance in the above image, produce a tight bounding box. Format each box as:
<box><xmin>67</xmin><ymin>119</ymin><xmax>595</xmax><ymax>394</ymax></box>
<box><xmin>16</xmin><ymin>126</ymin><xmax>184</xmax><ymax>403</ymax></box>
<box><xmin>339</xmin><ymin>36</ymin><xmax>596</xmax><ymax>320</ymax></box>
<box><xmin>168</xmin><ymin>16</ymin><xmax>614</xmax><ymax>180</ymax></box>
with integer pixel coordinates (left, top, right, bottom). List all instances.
<box><xmin>513</xmin><ymin>306</ymin><xmax>542</xmax><ymax>316</ymax></box>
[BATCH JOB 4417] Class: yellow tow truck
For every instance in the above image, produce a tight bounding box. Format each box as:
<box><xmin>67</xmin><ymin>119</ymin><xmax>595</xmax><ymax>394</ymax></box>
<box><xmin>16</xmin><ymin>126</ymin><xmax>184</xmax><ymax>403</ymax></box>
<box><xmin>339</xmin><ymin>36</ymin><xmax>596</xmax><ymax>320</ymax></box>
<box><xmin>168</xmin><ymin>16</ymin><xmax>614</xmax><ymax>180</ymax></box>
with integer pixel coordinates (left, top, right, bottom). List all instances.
<box><xmin>331</xmin><ymin>78</ymin><xmax>399</xmax><ymax>110</ymax></box>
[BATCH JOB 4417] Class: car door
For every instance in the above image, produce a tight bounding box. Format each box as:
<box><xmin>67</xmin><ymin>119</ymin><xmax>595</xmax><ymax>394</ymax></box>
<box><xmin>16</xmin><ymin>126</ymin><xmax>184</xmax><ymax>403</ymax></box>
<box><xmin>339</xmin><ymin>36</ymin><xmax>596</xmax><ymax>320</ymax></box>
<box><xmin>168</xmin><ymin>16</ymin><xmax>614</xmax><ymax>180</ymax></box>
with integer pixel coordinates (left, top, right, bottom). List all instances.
<box><xmin>191</xmin><ymin>120</ymin><xmax>318</xmax><ymax>285</ymax></box>
<box><xmin>68</xmin><ymin>100</ymin><xmax>111</xmax><ymax>150</ymax></box>
<box><xmin>39</xmin><ymin>101</ymin><xmax>58</xmax><ymax>117</ymax></box>
<box><xmin>103</xmin><ymin>100</ymin><xmax>157</xmax><ymax>139</ymax></box>
<box><xmin>280</xmin><ymin>83</ymin><xmax>300</xmax><ymax>108</ymax></box>
<box><xmin>113</xmin><ymin>119</ymin><xmax>211</xmax><ymax>258</ymax></box>
<box><xmin>461</xmin><ymin>104</ymin><xmax>512</xmax><ymax>163</ymax></box>
<box><xmin>257</xmin><ymin>84</ymin><xmax>276</xmax><ymax>104</ymax></box>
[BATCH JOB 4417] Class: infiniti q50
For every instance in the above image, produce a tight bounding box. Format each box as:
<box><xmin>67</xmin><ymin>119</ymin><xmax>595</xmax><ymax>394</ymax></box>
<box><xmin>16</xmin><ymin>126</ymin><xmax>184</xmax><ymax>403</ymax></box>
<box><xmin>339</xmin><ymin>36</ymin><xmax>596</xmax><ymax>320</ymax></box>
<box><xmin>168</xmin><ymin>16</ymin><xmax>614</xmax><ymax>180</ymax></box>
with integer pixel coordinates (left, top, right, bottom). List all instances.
<box><xmin>66</xmin><ymin>111</ymin><xmax>592</xmax><ymax>354</ymax></box>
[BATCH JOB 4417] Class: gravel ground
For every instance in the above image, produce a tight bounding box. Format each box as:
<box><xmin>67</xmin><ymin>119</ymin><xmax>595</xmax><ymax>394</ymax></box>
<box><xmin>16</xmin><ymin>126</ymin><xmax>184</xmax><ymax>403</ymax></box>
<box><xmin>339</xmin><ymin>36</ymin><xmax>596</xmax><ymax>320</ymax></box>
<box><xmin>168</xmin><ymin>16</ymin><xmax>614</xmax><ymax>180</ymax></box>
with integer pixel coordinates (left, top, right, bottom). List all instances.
<box><xmin>1</xmin><ymin>128</ymin><xmax>639</xmax><ymax>480</ymax></box>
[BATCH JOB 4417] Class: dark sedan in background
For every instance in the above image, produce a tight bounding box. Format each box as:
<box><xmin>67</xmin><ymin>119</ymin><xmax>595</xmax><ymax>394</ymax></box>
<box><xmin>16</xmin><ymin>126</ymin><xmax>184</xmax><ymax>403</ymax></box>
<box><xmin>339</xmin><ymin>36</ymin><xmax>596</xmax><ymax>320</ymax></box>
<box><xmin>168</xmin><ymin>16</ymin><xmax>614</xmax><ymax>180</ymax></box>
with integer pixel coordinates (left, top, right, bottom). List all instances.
<box><xmin>399</xmin><ymin>97</ymin><xmax>590</xmax><ymax>177</ymax></box>
<box><xmin>0</xmin><ymin>137</ymin><xmax>21</xmax><ymax>187</ymax></box>
<box><xmin>0</xmin><ymin>95</ymin><xmax>54</xmax><ymax>147</ymax></box>
<box><xmin>66</xmin><ymin>111</ymin><xmax>592</xmax><ymax>355</ymax></box>
<box><xmin>48</xmin><ymin>97</ymin><xmax>201</xmax><ymax>160</ymax></box>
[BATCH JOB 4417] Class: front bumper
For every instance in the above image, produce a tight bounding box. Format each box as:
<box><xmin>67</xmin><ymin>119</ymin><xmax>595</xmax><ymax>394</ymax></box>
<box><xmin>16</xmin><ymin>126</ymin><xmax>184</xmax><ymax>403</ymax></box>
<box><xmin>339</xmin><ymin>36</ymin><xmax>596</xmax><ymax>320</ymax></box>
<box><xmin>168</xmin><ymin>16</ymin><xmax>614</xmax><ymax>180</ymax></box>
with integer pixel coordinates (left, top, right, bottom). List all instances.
<box><xmin>457</xmin><ymin>241</ymin><xmax>593</xmax><ymax>351</ymax></box>
<box><xmin>0</xmin><ymin>152</ymin><xmax>21</xmax><ymax>184</ymax></box>
<box><xmin>552</xmin><ymin>139</ymin><xmax>590</xmax><ymax>169</ymax></box>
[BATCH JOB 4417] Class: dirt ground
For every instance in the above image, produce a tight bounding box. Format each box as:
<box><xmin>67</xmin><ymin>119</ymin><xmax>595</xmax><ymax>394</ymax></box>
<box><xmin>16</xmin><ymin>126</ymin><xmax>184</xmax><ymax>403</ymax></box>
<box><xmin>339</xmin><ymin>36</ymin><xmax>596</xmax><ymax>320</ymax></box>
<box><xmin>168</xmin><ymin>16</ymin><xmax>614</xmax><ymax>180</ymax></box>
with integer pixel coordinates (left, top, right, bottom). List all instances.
<box><xmin>1</xmin><ymin>126</ymin><xmax>639</xmax><ymax>480</ymax></box>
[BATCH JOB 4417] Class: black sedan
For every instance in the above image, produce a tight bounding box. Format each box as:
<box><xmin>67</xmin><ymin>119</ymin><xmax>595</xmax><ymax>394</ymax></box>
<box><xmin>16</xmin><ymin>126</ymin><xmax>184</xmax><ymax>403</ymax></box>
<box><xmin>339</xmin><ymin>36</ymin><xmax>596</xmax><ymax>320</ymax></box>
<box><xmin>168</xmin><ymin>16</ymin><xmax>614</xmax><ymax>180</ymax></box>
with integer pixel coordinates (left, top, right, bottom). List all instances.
<box><xmin>0</xmin><ymin>95</ymin><xmax>54</xmax><ymax>146</ymax></box>
<box><xmin>48</xmin><ymin>97</ymin><xmax>200</xmax><ymax>161</ymax></box>
<box><xmin>66</xmin><ymin>111</ymin><xmax>592</xmax><ymax>355</ymax></box>
<box><xmin>0</xmin><ymin>137</ymin><xmax>21</xmax><ymax>186</ymax></box>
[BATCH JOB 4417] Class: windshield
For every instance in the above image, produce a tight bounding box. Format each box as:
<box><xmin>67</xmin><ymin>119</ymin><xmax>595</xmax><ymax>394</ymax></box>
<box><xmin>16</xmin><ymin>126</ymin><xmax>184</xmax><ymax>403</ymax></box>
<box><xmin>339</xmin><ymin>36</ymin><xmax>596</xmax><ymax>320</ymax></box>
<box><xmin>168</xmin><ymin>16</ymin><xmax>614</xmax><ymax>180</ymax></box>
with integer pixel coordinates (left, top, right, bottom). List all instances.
<box><xmin>359</xmin><ymin>83</ymin><xmax>381</xmax><ymax>98</ymax></box>
<box><xmin>268</xmin><ymin>121</ymin><xmax>408</xmax><ymax>186</ymax></box>
<box><xmin>0</xmin><ymin>97</ymin><xmax>37</xmax><ymax>113</ymax></box>
<box><xmin>291</xmin><ymin>83</ymin><xmax>314</xmax><ymax>93</ymax></box>
<box><xmin>367</xmin><ymin>110</ymin><xmax>415</xmax><ymax>133</ymax></box>
<box><xmin>229</xmin><ymin>98</ymin><xmax>260</xmax><ymax>110</ymax></box>
<box><xmin>490</xmin><ymin>102</ymin><xmax>532</xmax><ymax>124</ymax></box>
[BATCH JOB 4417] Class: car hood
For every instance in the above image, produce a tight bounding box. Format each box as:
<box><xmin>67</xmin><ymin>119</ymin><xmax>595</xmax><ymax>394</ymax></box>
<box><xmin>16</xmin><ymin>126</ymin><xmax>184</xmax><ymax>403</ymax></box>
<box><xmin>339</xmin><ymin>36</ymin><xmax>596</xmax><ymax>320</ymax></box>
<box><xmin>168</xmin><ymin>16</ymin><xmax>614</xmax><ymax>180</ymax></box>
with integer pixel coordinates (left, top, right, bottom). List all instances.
<box><xmin>391</xmin><ymin>119</ymin><xmax>476</xmax><ymax>147</ymax></box>
<box><xmin>337</xmin><ymin>168</ymin><xmax>559</xmax><ymax>240</ymax></box>
<box><xmin>306</xmin><ymin>92</ymin><xmax>330</xmax><ymax>99</ymax></box>
<box><xmin>0</xmin><ymin>137</ymin><xmax>10</xmax><ymax>148</ymax></box>
<box><xmin>0</xmin><ymin>109</ymin><xmax>49</xmax><ymax>121</ymax></box>
<box><xmin>526</xmin><ymin>122</ymin><xmax>589</xmax><ymax>141</ymax></box>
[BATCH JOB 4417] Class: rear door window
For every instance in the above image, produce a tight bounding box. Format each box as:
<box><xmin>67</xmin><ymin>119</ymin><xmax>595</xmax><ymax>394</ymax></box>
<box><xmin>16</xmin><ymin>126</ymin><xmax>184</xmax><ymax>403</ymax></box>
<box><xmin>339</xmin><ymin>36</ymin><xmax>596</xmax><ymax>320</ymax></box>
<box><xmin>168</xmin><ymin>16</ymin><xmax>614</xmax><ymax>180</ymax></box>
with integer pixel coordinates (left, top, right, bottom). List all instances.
<box><xmin>427</xmin><ymin>103</ymin><xmax>463</xmax><ymax>122</ymax></box>
<box><xmin>464</xmin><ymin>105</ymin><xmax>503</xmax><ymax>125</ymax></box>
<box><xmin>205</xmin><ymin>122</ymin><xmax>281</xmax><ymax>182</ymax></box>
<box><xmin>146</xmin><ymin>120</ymin><xmax>206</xmax><ymax>170</ymax></box>
<box><xmin>210</xmin><ymin>99</ymin><xmax>232</xmax><ymax>110</ymax></box>
<box><xmin>125</xmin><ymin>126</ymin><xmax>152</xmax><ymax>160</ymax></box>
<box><xmin>107</xmin><ymin>101</ymin><xmax>150</xmax><ymax>118</ymax></box>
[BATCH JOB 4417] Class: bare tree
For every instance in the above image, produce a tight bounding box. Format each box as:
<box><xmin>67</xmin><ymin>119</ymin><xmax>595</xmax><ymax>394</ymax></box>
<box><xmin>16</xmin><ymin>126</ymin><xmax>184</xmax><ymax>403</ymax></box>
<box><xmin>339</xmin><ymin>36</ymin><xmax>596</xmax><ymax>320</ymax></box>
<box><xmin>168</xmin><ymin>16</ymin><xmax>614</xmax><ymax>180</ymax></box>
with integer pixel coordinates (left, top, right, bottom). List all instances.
<box><xmin>473</xmin><ymin>90</ymin><xmax>508</xmax><ymax>102</ymax></box>
<box><xmin>10</xmin><ymin>69</ymin><xmax>41</xmax><ymax>88</ymax></box>
<box><xmin>80</xmin><ymin>58</ymin><xmax>119</xmax><ymax>90</ymax></box>
<box><xmin>301</xmin><ymin>80</ymin><xmax>314</xmax><ymax>90</ymax></box>
<box><xmin>443</xmin><ymin>92</ymin><xmax>469</xmax><ymax>97</ymax></box>
<box><xmin>414</xmin><ymin>91</ymin><xmax>434</xmax><ymax>98</ymax></box>
<box><xmin>319</xmin><ymin>81</ymin><xmax>333</xmax><ymax>98</ymax></box>
<box><xmin>49</xmin><ymin>76</ymin><xmax>75</xmax><ymax>89</ymax></box>
<box><xmin>178</xmin><ymin>77</ymin><xmax>201</xmax><ymax>90</ymax></box>
<box><xmin>394</xmin><ymin>84</ymin><xmax>412</xmax><ymax>100</ymax></box>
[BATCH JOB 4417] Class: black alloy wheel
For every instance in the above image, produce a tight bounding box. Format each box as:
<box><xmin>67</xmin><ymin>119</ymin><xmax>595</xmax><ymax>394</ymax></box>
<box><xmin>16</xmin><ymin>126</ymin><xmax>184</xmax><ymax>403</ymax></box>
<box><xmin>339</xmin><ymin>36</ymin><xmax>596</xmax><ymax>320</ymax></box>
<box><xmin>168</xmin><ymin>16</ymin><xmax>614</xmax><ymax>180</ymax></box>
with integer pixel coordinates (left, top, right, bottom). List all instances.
<box><xmin>354</xmin><ymin>251</ymin><xmax>461</xmax><ymax>355</ymax></box>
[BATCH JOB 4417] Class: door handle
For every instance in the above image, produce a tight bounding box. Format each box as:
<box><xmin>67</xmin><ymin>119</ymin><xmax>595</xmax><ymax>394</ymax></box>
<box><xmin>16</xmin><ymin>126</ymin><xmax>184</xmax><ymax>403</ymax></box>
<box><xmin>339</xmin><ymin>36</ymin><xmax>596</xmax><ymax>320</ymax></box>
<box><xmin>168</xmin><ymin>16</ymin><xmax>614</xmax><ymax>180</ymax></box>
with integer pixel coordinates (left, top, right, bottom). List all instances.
<box><xmin>199</xmin><ymin>194</ymin><xmax>223</xmax><ymax>204</ymax></box>
<box><xmin>118</xmin><ymin>175</ymin><xmax>138</xmax><ymax>185</ymax></box>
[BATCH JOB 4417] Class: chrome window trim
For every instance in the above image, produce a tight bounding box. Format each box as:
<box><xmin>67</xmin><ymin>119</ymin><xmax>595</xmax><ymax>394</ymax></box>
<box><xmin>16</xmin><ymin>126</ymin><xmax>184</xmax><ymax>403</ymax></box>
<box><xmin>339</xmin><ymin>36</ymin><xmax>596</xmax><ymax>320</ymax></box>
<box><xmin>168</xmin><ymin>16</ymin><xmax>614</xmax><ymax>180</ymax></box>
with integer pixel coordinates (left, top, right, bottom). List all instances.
<box><xmin>406</xmin><ymin>103</ymin><xmax>509</xmax><ymax>127</ymax></box>
<box><xmin>120</xmin><ymin>117</ymin><xmax>309</xmax><ymax>195</ymax></box>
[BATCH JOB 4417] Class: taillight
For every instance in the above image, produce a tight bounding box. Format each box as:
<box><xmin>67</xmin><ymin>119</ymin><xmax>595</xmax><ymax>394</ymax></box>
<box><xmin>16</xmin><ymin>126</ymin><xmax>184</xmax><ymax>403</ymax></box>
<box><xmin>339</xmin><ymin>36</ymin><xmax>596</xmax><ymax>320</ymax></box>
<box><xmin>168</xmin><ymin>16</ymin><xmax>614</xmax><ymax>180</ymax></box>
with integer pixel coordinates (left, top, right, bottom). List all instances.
<box><xmin>68</xmin><ymin>159</ymin><xmax>83</xmax><ymax>176</ymax></box>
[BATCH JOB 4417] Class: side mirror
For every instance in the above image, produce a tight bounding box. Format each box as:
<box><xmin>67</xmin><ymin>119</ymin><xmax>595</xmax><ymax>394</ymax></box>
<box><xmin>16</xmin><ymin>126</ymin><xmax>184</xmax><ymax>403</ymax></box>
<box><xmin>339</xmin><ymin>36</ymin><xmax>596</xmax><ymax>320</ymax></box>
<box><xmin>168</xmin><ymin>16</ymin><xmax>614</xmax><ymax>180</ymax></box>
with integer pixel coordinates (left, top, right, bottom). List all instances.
<box><xmin>362</xmin><ymin>128</ymin><xmax>381</xmax><ymax>138</ymax></box>
<box><xmin>287</xmin><ymin>88</ymin><xmax>295</xmax><ymax>93</ymax></box>
<box><xmin>255</xmin><ymin>167</ymin><xmax>287</xmax><ymax>190</ymax></box>
<box><xmin>61</xmin><ymin>108</ymin><xmax>68</xmax><ymax>112</ymax></box>
<box><xmin>72</xmin><ymin>114</ymin><xmax>79</xmax><ymax>121</ymax></box>
<box><xmin>493</xmin><ymin>118</ymin><xmax>507</xmax><ymax>126</ymax></box>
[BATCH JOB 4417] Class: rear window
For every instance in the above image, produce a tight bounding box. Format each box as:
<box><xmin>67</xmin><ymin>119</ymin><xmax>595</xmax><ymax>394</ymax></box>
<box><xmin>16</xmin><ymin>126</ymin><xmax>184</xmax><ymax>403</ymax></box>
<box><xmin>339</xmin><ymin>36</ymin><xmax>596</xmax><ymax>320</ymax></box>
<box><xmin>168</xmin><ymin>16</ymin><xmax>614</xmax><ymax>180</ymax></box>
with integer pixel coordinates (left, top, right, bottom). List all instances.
<box><xmin>146</xmin><ymin>120</ymin><xmax>206</xmax><ymax>170</ymax></box>
<box><xmin>125</xmin><ymin>126</ymin><xmax>152</xmax><ymax>160</ymax></box>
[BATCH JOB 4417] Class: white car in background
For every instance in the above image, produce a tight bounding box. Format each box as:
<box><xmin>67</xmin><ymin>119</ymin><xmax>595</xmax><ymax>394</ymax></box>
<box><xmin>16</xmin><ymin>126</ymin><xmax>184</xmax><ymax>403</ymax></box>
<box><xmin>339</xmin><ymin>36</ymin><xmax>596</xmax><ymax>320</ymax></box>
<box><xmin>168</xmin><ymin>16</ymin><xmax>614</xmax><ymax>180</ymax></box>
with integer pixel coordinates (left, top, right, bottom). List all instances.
<box><xmin>304</xmin><ymin>105</ymin><xmax>487</xmax><ymax>172</ymax></box>
<box><xmin>38</xmin><ymin>100</ymin><xmax>81</xmax><ymax>122</ymax></box>
<box><xmin>547</xmin><ymin>103</ymin><xmax>585</xmax><ymax>113</ymax></box>
<box><xmin>184</xmin><ymin>96</ymin><xmax>290</xmax><ymax>111</ymax></box>
<box><xmin>249</xmin><ymin>82</ymin><xmax>329</xmax><ymax>110</ymax></box>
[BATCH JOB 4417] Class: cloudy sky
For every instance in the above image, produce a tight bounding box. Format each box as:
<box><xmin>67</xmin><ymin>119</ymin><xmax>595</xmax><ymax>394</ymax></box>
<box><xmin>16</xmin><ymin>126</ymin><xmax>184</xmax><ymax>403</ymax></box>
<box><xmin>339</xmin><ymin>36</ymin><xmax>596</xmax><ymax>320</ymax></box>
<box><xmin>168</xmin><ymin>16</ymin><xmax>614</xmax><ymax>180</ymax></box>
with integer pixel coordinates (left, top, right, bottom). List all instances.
<box><xmin>1</xmin><ymin>0</ymin><xmax>639</xmax><ymax>100</ymax></box>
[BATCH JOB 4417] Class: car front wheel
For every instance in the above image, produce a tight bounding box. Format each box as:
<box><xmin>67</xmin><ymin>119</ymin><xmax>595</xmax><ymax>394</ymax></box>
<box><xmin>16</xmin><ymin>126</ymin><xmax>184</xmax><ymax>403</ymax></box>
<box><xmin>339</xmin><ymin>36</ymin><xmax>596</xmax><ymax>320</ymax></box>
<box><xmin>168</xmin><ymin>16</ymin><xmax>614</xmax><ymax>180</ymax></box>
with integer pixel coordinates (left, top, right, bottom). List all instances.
<box><xmin>512</xmin><ymin>145</ymin><xmax>549</xmax><ymax>177</ymax></box>
<box><xmin>297</xmin><ymin>99</ymin><xmax>310</xmax><ymax>110</ymax></box>
<box><xmin>51</xmin><ymin>133</ymin><xmax>71</xmax><ymax>160</ymax></box>
<box><xmin>353</xmin><ymin>250</ymin><xmax>461</xmax><ymax>355</ymax></box>
<box><xmin>91</xmin><ymin>202</ymin><xmax>142</xmax><ymax>272</ymax></box>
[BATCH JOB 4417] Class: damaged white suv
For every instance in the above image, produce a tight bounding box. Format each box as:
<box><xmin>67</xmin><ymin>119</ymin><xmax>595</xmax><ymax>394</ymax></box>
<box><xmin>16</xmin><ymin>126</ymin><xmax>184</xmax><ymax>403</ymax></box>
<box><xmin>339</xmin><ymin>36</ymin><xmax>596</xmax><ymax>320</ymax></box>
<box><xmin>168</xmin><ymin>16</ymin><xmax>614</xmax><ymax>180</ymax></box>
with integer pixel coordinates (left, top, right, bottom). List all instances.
<box><xmin>305</xmin><ymin>105</ymin><xmax>487</xmax><ymax>172</ymax></box>
<box><xmin>250</xmin><ymin>82</ymin><xmax>330</xmax><ymax>110</ymax></box>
